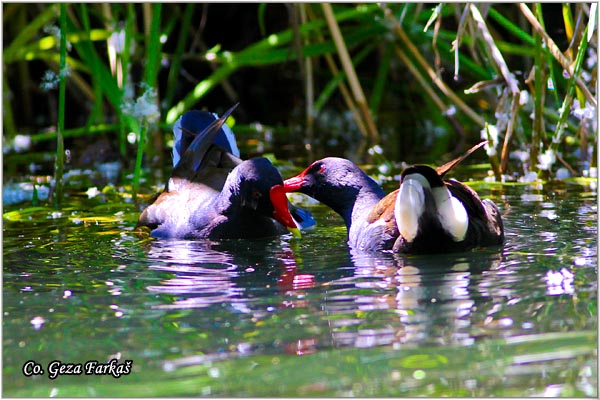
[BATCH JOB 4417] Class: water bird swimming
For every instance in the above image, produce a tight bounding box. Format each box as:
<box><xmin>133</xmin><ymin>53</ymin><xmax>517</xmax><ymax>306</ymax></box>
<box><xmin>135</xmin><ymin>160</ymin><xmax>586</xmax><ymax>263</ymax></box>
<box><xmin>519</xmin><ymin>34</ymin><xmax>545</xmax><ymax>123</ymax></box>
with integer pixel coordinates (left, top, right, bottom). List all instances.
<box><xmin>283</xmin><ymin>142</ymin><xmax>504</xmax><ymax>253</ymax></box>
<box><xmin>137</xmin><ymin>104</ymin><xmax>305</xmax><ymax>239</ymax></box>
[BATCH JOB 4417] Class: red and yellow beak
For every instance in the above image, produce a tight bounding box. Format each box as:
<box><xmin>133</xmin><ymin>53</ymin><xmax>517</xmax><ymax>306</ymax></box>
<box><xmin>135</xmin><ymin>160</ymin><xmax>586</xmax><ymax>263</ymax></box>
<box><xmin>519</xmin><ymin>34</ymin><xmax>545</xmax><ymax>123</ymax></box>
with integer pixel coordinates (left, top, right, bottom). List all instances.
<box><xmin>269</xmin><ymin>185</ymin><xmax>301</xmax><ymax>238</ymax></box>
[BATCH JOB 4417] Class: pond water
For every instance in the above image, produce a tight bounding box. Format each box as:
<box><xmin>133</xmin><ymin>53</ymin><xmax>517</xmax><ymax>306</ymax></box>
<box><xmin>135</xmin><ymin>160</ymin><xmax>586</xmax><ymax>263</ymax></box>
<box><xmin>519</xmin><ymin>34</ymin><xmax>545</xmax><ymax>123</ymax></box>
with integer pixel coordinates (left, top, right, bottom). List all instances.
<box><xmin>2</xmin><ymin>173</ymin><xmax>597</xmax><ymax>397</ymax></box>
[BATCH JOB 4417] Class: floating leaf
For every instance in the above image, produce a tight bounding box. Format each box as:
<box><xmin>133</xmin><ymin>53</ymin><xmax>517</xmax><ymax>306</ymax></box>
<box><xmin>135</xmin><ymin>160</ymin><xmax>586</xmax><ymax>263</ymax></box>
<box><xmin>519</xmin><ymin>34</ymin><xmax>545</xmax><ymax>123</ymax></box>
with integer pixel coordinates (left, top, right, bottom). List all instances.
<box><xmin>395</xmin><ymin>354</ymin><xmax>449</xmax><ymax>369</ymax></box>
<box><xmin>3</xmin><ymin>207</ymin><xmax>55</xmax><ymax>221</ymax></box>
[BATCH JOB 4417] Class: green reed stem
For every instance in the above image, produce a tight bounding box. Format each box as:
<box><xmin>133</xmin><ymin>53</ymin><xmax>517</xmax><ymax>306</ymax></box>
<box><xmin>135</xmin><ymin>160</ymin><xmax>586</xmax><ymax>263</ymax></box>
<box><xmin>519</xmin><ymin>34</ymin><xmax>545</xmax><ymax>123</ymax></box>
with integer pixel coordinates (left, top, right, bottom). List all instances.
<box><xmin>132</xmin><ymin>3</ymin><xmax>162</xmax><ymax>200</ymax></box>
<box><xmin>530</xmin><ymin>4</ymin><xmax>546</xmax><ymax>167</ymax></box>
<box><xmin>29</xmin><ymin>123</ymin><xmax>119</xmax><ymax>143</ymax></box>
<box><xmin>258</xmin><ymin>4</ymin><xmax>268</xmax><ymax>36</ymax></box>
<box><xmin>117</xmin><ymin>4</ymin><xmax>135</xmax><ymax>157</ymax></box>
<box><xmin>550</xmin><ymin>16</ymin><xmax>591</xmax><ymax>153</ymax></box>
<box><xmin>132</xmin><ymin>124</ymin><xmax>147</xmax><ymax>201</ymax></box>
<box><xmin>54</xmin><ymin>3</ymin><xmax>67</xmax><ymax>209</ymax></box>
<box><xmin>370</xmin><ymin>41</ymin><xmax>393</xmax><ymax>117</ymax></box>
<box><xmin>80</xmin><ymin>4</ymin><xmax>104</xmax><ymax>128</ymax></box>
<box><xmin>313</xmin><ymin>41</ymin><xmax>377</xmax><ymax>116</ymax></box>
<box><xmin>519</xmin><ymin>3</ymin><xmax>595</xmax><ymax>106</ymax></box>
<box><xmin>3</xmin><ymin>74</ymin><xmax>16</xmax><ymax>137</ymax></box>
<box><xmin>3</xmin><ymin>5</ymin><xmax>57</xmax><ymax>63</ymax></box>
<box><xmin>143</xmin><ymin>4</ymin><xmax>162</xmax><ymax>87</ymax></box>
<box><xmin>534</xmin><ymin>4</ymin><xmax>559</xmax><ymax>107</ymax></box>
<box><xmin>563</xmin><ymin>3</ymin><xmax>586</xmax><ymax>109</ymax></box>
<box><xmin>144</xmin><ymin>3</ymin><xmax>162</xmax><ymax>165</ymax></box>
<box><xmin>382</xmin><ymin>4</ymin><xmax>486</xmax><ymax>128</ymax></box>
<box><xmin>164</xmin><ymin>3</ymin><xmax>194</xmax><ymax>110</ymax></box>
<box><xmin>322</xmin><ymin>3</ymin><xmax>380</xmax><ymax>143</ymax></box>
<box><xmin>165</xmin><ymin>4</ymin><xmax>383</xmax><ymax>124</ymax></box>
<box><xmin>487</xmin><ymin>6</ymin><xmax>535</xmax><ymax>46</ymax></box>
<box><xmin>304</xmin><ymin>4</ymin><xmax>366</xmax><ymax>137</ymax></box>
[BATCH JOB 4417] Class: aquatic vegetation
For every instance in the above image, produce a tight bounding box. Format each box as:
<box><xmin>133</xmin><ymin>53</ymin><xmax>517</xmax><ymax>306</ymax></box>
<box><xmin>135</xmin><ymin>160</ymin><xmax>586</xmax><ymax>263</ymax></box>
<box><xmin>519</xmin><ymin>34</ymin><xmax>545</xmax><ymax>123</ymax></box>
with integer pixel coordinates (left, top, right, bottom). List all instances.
<box><xmin>2</xmin><ymin>3</ymin><xmax>597</xmax><ymax>208</ymax></box>
<box><xmin>2</xmin><ymin>6</ymin><xmax>597</xmax><ymax>397</ymax></box>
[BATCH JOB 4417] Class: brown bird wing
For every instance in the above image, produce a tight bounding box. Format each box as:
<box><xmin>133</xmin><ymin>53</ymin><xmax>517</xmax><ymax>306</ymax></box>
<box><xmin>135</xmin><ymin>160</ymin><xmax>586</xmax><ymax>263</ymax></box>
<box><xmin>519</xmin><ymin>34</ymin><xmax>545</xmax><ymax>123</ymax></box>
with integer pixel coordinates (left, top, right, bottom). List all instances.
<box><xmin>366</xmin><ymin>189</ymin><xmax>398</xmax><ymax>225</ymax></box>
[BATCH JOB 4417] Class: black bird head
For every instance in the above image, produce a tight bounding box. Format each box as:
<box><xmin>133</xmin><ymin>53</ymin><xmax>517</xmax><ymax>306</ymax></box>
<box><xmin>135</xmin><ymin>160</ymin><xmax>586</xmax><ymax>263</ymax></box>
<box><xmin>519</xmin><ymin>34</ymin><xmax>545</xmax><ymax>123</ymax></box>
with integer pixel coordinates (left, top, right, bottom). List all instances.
<box><xmin>283</xmin><ymin>157</ymin><xmax>384</xmax><ymax>226</ymax></box>
<box><xmin>226</xmin><ymin>158</ymin><xmax>301</xmax><ymax>237</ymax></box>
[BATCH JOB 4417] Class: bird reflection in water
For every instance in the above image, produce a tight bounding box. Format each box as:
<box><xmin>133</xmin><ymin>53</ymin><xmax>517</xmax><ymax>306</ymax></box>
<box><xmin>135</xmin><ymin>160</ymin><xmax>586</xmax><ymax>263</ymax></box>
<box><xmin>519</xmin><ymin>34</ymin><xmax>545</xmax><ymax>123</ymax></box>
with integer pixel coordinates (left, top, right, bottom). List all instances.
<box><xmin>323</xmin><ymin>249</ymin><xmax>503</xmax><ymax>348</ymax></box>
<box><xmin>144</xmin><ymin>238</ymin><xmax>335</xmax><ymax>369</ymax></box>
<box><xmin>145</xmin><ymin>240</ymin><xmax>244</xmax><ymax>311</ymax></box>
<box><xmin>144</xmin><ymin>237</ymin><xmax>503</xmax><ymax>369</ymax></box>
<box><xmin>145</xmin><ymin>238</ymin><xmax>321</xmax><ymax>307</ymax></box>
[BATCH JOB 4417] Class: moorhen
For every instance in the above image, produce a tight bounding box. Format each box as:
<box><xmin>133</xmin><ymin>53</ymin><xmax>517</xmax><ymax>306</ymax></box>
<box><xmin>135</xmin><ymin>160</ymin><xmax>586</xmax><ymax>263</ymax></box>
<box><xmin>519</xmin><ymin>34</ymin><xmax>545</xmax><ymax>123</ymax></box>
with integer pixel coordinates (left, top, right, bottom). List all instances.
<box><xmin>172</xmin><ymin>106</ymin><xmax>315</xmax><ymax>230</ymax></box>
<box><xmin>283</xmin><ymin>142</ymin><xmax>504</xmax><ymax>253</ymax></box>
<box><xmin>137</xmin><ymin>104</ymin><xmax>301</xmax><ymax>239</ymax></box>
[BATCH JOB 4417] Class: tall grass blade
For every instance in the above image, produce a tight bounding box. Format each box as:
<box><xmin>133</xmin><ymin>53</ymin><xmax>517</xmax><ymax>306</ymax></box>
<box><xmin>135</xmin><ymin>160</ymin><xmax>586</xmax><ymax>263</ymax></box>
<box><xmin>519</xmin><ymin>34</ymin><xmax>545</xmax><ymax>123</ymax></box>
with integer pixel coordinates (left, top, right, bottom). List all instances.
<box><xmin>54</xmin><ymin>3</ymin><xmax>67</xmax><ymax>209</ymax></box>
<box><xmin>132</xmin><ymin>125</ymin><xmax>147</xmax><ymax>201</ymax></box>
<box><xmin>3</xmin><ymin>5</ymin><xmax>57</xmax><ymax>63</ymax></box>
<box><xmin>131</xmin><ymin>4</ymin><xmax>162</xmax><ymax>201</ymax></box>
<box><xmin>305</xmin><ymin>4</ymin><xmax>367</xmax><ymax>138</ymax></box>
<box><xmin>313</xmin><ymin>41</ymin><xmax>377</xmax><ymax>116</ymax></box>
<box><xmin>164</xmin><ymin>4</ymin><xmax>194</xmax><ymax>111</ymax></box>
<box><xmin>3</xmin><ymin>74</ymin><xmax>16</xmax><ymax>137</ymax></box>
<box><xmin>79</xmin><ymin>4</ymin><xmax>104</xmax><ymax>128</ymax></box>
<box><xmin>529</xmin><ymin>4</ymin><xmax>546</xmax><ymax>167</ymax></box>
<box><xmin>118</xmin><ymin>4</ymin><xmax>136</xmax><ymax>156</ymax></box>
<box><xmin>382</xmin><ymin>4</ymin><xmax>485</xmax><ymax>127</ymax></box>
<box><xmin>165</xmin><ymin>4</ymin><xmax>384</xmax><ymax>124</ymax></box>
<box><xmin>550</xmin><ymin>13</ymin><xmax>592</xmax><ymax>154</ymax></box>
<box><xmin>322</xmin><ymin>3</ymin><xmax>380</xmax><ymax>142</ymax></box>
<box><xmin>519</xmin><ymin>3</ymin><xmax>595</xmax><ymax>106</ymax></box>
<box><xmin>370</xmin><ymin>41</ymin><xmax>393</xmax><ymax>117</ymax></box>
<box><xmin>487</xmin><ymin>7</ymin><xmax>535</xmax><ymax>46</ymax></box>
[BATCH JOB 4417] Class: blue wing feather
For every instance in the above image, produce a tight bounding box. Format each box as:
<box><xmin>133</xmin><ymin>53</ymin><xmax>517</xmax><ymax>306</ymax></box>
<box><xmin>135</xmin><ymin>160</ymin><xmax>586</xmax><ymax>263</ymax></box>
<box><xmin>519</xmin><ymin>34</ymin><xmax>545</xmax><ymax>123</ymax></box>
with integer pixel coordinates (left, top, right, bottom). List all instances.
<box><xmin>172</xmin><ymin>109</ymin><xmax>240</xmax><ymax>167</ymax></box>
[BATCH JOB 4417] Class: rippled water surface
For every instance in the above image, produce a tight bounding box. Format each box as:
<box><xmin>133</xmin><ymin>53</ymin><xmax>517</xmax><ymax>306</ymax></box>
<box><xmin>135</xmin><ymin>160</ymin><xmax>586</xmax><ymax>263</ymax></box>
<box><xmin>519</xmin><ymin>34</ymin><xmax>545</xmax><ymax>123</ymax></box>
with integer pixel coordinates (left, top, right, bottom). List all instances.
<box><xmin>3</xmin><ymin>182</ymin><xmax>597</xmax><ymax>397</ymax></box>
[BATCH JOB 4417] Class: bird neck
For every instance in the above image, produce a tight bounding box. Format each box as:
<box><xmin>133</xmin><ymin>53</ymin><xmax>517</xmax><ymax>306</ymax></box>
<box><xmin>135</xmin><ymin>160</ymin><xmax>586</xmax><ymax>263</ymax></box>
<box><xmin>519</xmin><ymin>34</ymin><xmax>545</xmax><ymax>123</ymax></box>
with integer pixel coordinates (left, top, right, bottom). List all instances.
<box><xmin>336</xmin><ymin>176</ymin><xmax>385</xmax><ymax>231</ymax></box>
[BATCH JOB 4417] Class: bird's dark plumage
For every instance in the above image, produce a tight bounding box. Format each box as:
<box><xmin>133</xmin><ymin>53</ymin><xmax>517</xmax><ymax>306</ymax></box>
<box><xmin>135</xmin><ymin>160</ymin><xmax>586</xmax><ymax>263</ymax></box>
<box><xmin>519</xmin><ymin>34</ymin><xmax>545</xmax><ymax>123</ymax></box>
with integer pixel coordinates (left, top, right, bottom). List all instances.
<box><xmin>137</xmin><ymin>105</ymin><xmax>300</xmax><ymax>239</ymax></box>
<box><xmin>284</xmin><ymin>142</ymin><xmax>504</xmax><ymax>253</ymax></box>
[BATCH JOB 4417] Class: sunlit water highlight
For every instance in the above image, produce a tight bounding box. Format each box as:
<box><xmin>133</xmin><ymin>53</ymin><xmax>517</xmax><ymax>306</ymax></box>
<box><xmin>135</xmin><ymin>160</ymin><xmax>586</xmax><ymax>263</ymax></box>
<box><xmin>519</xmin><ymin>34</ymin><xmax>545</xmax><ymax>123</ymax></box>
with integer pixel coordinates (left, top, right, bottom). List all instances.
<box><xmin>2</xmin><ymin>183</ymin><xmax>597</xmax><ymax>397</ymax></box>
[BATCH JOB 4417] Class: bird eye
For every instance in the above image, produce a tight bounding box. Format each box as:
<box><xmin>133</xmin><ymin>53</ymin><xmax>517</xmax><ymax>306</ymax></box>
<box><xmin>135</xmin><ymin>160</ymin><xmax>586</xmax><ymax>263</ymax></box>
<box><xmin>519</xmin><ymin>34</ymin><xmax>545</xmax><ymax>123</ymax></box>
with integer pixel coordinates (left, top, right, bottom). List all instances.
<box><xmin>252</xmin><ymin>190</ymin><xmax>262</xmax><ymax>200</ymax></box>
<box><xmin>311</xmin><ymin>163</ymin><xmax>325</xmax><ymax>174</ymax></box>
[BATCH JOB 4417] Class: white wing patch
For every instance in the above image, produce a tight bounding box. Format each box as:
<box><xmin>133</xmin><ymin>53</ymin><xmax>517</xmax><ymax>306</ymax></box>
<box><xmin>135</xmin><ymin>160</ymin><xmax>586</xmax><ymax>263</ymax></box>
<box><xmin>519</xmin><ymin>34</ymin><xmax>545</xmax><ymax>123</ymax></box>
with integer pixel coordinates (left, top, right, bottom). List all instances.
<box><xmin>432</xmin><ymin>186</ymin><xmax>468</xmax><ymax>241</ymax></box>
<box><xmin>395</xmin><ymin>175</ymin><xmax>428</xmax><ymax>242</ymax></box>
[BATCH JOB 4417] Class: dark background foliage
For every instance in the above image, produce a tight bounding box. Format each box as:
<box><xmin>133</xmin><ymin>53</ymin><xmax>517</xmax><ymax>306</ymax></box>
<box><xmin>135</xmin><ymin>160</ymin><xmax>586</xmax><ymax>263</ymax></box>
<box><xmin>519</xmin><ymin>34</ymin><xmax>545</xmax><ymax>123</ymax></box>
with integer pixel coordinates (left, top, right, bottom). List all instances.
<box><xmin>3</xmin><ymin>3</ymin><xmax>597</xmax><ymax>189</ymax></box>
